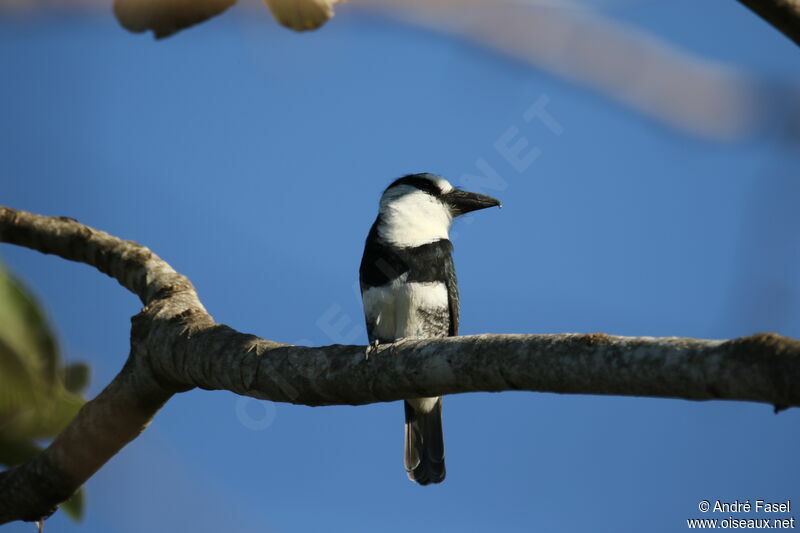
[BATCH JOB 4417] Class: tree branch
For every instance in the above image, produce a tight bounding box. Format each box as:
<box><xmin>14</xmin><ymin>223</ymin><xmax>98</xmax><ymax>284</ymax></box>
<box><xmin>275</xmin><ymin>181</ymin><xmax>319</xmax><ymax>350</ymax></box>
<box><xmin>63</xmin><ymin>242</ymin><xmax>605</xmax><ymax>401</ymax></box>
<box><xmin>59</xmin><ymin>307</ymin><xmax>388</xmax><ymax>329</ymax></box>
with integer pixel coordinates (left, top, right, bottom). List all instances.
<box><xmin>1</xmin><ymin>206</ymin><xmax>799</xmax><ymax>524</ymax></box>
<box><xmin>738</xmin><ymin>0</ymin><xmax>800</xmax><ymax>47</ymax></box>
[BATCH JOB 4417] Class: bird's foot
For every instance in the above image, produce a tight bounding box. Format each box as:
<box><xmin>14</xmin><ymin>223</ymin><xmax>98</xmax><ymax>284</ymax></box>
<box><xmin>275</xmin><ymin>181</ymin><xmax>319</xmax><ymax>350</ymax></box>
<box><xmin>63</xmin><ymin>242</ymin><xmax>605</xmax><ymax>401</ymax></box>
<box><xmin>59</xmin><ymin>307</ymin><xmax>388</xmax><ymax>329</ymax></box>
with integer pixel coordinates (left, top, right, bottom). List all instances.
<box><xmin>365</xmin><ymin>339</ymin><xmax>380</xmax><ymax>360</ymax></box>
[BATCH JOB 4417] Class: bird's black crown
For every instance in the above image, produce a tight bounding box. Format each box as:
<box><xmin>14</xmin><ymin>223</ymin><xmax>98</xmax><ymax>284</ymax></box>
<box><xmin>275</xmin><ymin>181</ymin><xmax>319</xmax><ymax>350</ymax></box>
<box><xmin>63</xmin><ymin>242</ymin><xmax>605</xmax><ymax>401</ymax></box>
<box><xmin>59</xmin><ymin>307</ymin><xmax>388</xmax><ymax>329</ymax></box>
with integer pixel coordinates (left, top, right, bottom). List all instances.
<box><xmin>384</xmin><ymin>173</ymin><xmax>446</xmax><ymax>197</ymax></box>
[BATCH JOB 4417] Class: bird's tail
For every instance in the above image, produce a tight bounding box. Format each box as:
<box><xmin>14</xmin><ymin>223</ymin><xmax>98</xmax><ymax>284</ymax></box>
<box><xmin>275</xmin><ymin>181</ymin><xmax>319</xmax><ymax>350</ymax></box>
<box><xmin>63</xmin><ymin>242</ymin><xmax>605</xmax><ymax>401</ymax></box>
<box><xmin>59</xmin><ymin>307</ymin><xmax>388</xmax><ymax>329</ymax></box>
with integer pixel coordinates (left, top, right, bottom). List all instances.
<box><xmin>404</xmin><ymin>398</ymin><xmax>445</xmax><ymax>485</ymax></box>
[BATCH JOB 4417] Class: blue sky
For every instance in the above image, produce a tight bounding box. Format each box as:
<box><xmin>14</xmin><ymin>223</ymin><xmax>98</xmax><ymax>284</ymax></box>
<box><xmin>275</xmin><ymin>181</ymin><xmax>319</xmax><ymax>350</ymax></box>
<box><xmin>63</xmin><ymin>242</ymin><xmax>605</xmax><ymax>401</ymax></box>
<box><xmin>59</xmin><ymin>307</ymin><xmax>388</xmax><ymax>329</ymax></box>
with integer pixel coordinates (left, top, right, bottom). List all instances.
<box><xmin>1</xmin><ymin>1</ymin><xmax>799</xmax><ymax>531</ymax></box>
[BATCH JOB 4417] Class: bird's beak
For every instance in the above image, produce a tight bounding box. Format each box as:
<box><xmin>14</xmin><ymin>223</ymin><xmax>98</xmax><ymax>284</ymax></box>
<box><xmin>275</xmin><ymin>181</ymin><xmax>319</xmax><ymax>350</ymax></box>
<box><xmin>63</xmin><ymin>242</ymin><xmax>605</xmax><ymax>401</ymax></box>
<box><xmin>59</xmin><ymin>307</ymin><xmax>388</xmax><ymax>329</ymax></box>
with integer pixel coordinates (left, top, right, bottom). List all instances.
<box><xmin>443</xmin><ymin>189</ymin><xmax>502</xmax><ymax>217</ymax></box>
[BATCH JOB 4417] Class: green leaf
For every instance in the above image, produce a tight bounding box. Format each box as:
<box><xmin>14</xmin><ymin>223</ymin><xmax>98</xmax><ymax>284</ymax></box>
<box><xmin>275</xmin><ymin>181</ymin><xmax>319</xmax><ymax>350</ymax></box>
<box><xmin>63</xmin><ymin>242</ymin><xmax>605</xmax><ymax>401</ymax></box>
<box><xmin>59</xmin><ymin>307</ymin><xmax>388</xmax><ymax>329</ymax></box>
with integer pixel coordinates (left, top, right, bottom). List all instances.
<box><xmin>0</xmin><ymin>261</ymin><xmax>87</xmax><ymax>439</ymax></box>
<box><xmin>0</xmin><ymin>438</ymin><xmax>40</xmax><ymax>467</ymax></box>
<box><xmin>0</xmin><ymin>259</ymin><xmax>92</xmax><ymax>523</ymax></box>
<box><xmin>64</xmin><ymin>363</ymin><xmax>91</xmax><ymax>394</ymax></box>
<box><xmin>1</xmin><ymin>389</ymin><xmax>84</xmax><ymax>440</ymax></box>
<box><xmin>0</xmin><ymin>335</ymin><xmax>41</xmax><ymax>418</ymax></box>
<box><xmin>0</xmin><ymin>262</ymin><xmax>59</xmax><ymax>386</ymax></box>
<box><xmin>60</xmin><ymin>488</ymin><xmax>85</xmax><ymax>522</ymax></box>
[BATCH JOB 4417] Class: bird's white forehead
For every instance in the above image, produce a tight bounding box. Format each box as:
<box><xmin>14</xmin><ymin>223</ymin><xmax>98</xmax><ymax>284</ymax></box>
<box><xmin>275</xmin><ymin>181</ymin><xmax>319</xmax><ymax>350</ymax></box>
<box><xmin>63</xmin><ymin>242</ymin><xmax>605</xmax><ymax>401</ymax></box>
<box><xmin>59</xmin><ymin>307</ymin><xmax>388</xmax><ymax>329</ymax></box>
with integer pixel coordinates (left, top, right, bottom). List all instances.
<box><xmin>434</xmin><ymin>178</ymin><xmax>453</xmax><ymax>193</ymax></box>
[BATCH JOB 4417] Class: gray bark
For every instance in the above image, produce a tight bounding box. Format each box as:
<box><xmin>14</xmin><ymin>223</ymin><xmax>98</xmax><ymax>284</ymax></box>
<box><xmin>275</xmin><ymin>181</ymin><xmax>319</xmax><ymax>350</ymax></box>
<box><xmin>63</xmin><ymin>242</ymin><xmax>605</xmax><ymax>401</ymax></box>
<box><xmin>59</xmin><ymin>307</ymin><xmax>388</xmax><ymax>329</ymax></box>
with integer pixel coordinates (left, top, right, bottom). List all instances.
<box><xmin>0</xmin><ymin>206</ymin><xmax>798</xmax><ymax>524</ymax></box>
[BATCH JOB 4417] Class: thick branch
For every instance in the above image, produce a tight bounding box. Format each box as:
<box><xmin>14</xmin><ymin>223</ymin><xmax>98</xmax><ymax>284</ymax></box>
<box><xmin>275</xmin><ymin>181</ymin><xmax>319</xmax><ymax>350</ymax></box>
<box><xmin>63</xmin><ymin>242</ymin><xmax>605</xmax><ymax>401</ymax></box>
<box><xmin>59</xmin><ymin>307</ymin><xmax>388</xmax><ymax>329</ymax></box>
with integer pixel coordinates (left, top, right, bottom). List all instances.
<box><xmin>738</xmin><ymin>0</ymin><xmax>800</xmax><ymax>47</ymax></box>
<box><xmin>1</xmin><ymin>206</ymin><xmax>799</xmax><ymax>524</ymax></box>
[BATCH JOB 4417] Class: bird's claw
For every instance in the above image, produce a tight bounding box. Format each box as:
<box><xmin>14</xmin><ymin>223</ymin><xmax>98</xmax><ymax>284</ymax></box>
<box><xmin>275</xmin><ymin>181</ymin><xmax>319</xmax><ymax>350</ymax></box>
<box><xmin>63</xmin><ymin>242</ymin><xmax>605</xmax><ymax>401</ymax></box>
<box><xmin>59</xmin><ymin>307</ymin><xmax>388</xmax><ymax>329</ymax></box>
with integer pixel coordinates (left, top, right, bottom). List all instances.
<box><xmin>365</xmin><ymin>339</ymin><xmax>380</xmax><ymax>360</ymax></box>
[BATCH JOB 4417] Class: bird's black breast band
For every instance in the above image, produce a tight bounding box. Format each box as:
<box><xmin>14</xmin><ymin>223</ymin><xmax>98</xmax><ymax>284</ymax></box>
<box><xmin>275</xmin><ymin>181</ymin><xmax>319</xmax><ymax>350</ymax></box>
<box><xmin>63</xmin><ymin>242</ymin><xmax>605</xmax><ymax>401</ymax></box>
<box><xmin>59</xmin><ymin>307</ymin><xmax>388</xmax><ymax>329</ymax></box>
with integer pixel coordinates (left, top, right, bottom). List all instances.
<box><xmin>359</xmin><ymin>221</ymin><xmax>454</xmax><ymax>289</ymax></box>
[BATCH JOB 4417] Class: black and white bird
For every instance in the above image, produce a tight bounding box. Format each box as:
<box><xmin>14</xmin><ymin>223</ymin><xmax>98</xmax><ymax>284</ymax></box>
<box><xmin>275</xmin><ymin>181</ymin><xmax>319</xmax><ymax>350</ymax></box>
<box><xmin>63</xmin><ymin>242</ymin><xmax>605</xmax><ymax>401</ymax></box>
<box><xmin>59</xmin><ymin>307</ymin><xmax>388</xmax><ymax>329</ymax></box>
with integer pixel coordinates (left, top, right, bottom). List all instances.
<box><xmin>359</xmin><ymin>173</ymin><xmax>500</xmax><ymax>485</ymax></box>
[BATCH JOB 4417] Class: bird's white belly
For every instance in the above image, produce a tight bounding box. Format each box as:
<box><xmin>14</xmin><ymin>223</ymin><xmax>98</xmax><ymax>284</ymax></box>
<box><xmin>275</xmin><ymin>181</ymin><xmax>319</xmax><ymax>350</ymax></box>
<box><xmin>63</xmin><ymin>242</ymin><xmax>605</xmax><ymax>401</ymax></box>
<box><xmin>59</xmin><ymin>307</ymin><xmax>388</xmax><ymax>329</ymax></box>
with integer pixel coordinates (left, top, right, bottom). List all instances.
<box><xmin>362</xmin><ymin>280</ymin><xmax>448</xmax><ymax>414</ymax></box>
<box><xmin>362</xmin><ymin>281</ymin><xmax>448</xmax><ymax>341</ymax></box>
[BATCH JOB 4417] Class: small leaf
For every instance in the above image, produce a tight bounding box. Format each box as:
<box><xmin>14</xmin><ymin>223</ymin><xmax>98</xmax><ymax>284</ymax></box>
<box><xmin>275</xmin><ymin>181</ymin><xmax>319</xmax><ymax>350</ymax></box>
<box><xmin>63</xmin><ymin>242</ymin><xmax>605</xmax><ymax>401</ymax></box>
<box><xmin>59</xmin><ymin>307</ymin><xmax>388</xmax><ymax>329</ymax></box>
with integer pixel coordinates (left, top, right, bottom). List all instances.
<box><xmin>0</xmin><ymin>337</ymin><xmax>41</xmax><ymax>416</ymax></box>
<box><xmin>0</xmin><ymin>259</ymin><xmax>91</xmax><ymax>521</ymax></box>
<box><xmin>114</xmin><ymin>0</ymin><xmax>238</xmax><ymax>39</ymax></box>
<box><xmin>0</xmin><ymin>263</ymin><xmax>60</xmax><ymax>388</ymax></box>
<box><xmin>0</xmin><ymin>438</ymin><xmax>40</xmax><ymax>467</ymax></box>
<box><xmin>263</xmin><ymin>0</ymin><xmax>343</xmax><ymax>31</ymax></box>
<box><xmin>64</xmin><ymin>363</ymin><xmax>91</xmax><ymax>394</ymax></box>
<box><xmin>60</xmin><ymin>488</ymin><xmax>85</xmax><ymax>522</ymax></box>
<box><xmin>2</xmin><ymin>389</ymin><xmax>84</xmax><ymax>440</ymax></box>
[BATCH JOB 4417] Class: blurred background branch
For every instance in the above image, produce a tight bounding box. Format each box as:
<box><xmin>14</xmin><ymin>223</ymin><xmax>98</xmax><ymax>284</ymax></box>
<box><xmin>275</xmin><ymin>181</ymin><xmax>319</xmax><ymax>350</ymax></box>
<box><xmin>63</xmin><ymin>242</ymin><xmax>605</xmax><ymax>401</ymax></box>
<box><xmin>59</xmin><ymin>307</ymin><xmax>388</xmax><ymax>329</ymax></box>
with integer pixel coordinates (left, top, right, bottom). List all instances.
<box><xmin>357</xmin><ymin>0</ymin><xmax>766</xmax><ymax>141</ymax></box>
<box><xmin>1</xmin><ymin>0</ymin><xmax>797</xmax><ymax>142</ymax></box>
<box><xmin>5</xmin><ymin>0</ymin><xmax>800</xmax><ymax>48</ymax></box>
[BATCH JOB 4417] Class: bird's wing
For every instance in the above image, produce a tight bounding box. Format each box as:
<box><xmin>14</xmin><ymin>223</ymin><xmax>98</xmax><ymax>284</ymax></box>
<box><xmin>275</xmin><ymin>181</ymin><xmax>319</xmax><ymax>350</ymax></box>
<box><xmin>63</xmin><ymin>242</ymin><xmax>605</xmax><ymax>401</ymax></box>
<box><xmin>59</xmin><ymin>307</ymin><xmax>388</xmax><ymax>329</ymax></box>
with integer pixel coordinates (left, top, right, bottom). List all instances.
<box><xmin>360</xmin><ymin>230</ymin><xmax>408</xmax><ymax>344</ymax></box>
<box><xmin>443</xmin><ymin>252</ymin><xmax>459</xmax><ymax>337</ymax></box>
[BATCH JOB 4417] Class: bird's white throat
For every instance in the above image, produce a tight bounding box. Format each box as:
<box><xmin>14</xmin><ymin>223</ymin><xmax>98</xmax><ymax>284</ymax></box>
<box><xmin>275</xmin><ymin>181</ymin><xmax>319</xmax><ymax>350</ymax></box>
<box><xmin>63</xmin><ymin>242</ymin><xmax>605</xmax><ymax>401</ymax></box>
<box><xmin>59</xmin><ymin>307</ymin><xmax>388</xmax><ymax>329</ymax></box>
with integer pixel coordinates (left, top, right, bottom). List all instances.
<box><xmin>377</xmin><ymin>186</ymin><xmax>452</xmax><ymax>247</ymax></box>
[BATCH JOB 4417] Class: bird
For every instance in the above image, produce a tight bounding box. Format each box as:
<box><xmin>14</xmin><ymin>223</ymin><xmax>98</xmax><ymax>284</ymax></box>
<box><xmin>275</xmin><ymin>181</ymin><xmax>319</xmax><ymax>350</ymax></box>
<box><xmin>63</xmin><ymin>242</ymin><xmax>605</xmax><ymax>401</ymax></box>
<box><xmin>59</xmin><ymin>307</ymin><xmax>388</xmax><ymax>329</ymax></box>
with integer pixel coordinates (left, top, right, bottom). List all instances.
<box><xmin>359</xmin><ymin>173</ymin><xmax>501</xmax><ymax>485</ymax></box>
